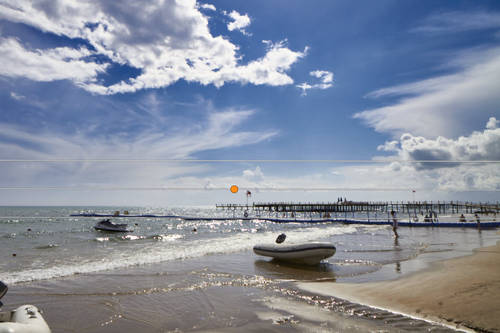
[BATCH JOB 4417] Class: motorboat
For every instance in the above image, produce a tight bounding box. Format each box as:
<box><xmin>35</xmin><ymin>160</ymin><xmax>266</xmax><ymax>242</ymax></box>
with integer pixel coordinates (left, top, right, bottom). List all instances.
<box><xmin>253</xmin><ymin>242</ymin><xmax>336</xmax><ymax>265</ymax></box>
<box><xmin>0</xmin><ymin>281</ymin><xmax>51</xmax><ymax>333</ymax></box>
<box><xmin>94</xmin><ymin>219</ymin><xmax>131</xmax><ymax>232</ymax></box>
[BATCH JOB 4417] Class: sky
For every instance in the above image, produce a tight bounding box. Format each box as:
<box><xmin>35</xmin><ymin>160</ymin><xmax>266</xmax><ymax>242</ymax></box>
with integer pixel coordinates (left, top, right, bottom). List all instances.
<box><xmin>0</xmin><ymin>0</ymin><xmax>499</xmax><ymax>206</ymax></box>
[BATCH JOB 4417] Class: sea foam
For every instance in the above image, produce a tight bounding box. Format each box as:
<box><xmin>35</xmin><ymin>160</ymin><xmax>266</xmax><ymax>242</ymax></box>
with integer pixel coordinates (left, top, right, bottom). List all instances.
<box><xmin>1</xmin><ymin>225</ymin><xmax>356</xmax><ymax>284</ymax></box>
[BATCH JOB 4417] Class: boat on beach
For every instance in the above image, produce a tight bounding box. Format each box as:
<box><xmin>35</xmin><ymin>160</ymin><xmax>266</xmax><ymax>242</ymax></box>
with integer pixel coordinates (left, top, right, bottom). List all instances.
<box><xmin>94</xmin><ymin>219</ymin><xmax>132</xmax><ymax>232</ymax></box>
<box><xmin>0</xmin><ymin>281</ymin><xmax>51</xmax><ymax>333</ymax></box>
<box><xmin>253</xmin><ymin>242</ymin><xmax>336</xmax><ymax>265</ymax></box>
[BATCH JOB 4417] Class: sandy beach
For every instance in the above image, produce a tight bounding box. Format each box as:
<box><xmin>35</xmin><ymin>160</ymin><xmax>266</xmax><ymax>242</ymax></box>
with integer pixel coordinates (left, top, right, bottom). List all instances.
<box><xmin>299</xmin><ymin>237</ymin><xmax>500</xmax><ymax>332</ymax></box>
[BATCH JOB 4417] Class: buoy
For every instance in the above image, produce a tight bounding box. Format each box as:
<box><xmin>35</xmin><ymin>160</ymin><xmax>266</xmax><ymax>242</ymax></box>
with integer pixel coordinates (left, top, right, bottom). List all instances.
<box><xmin>230</xmin><ymin>185</ymin><xmax>239</xmax><ymax>193</ymax></box>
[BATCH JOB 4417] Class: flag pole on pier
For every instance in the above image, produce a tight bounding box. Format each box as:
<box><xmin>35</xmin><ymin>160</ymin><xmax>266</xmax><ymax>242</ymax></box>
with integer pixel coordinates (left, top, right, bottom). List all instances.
<box><xmin>246</xmin><ymin>190</ymin><xmax>251</xmax><ymax>207</ymax></box>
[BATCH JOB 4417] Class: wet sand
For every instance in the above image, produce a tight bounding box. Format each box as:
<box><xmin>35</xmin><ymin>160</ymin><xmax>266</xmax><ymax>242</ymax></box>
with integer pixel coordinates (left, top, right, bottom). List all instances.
<box><xmin>3</xmin><ymin>251</ymin><xmax>459</xmax><ymax>333</ymax></box>
<box><xmin>299</xmin><ymin>239</ymin><xmax>500</xmax><ymax>332</ymax></box>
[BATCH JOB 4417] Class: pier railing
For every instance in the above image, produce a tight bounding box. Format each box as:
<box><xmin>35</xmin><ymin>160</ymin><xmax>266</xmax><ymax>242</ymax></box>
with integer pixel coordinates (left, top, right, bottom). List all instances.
<box><xmin>216</xmin><ymin>201</ymin><xmax>500</xmax><ymax>215</ymax></box>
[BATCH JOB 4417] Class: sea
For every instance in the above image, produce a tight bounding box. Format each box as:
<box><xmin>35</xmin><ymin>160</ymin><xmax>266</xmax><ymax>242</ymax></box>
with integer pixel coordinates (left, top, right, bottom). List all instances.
<box><xmin>1</xmin><ymin>206</ymin><xmax>498</xmax><ymax>332</ymax></box>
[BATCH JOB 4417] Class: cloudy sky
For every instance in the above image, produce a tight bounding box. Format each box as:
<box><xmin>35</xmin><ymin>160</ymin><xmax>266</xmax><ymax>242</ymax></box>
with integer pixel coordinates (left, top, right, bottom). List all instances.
<box><xmin>0</xmin><ymin>0</ymin><xmax>499</xmax><ymax>205</ymax></box>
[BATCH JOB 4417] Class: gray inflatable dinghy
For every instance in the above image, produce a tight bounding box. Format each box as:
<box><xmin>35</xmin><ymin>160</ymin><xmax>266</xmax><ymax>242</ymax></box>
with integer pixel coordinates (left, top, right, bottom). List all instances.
<box><xmin>253</xmin><ymin>242</ymin><xmax>336</xmax><ymax>265</ymax></box>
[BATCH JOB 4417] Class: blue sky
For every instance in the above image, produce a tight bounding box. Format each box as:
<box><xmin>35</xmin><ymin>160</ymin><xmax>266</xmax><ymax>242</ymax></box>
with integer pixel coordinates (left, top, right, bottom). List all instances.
<box><xmin>0</xmin><ymin>0</ymin><xmax>499</xmax><ymax>205</ymax></box>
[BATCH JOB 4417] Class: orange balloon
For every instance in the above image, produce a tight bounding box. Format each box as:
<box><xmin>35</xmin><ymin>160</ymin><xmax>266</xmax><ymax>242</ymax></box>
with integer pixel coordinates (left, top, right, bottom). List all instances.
<box><xmin>230</xmin><ymin>185</ymin><xmax>239</xmax><ymax>193</ymax></box>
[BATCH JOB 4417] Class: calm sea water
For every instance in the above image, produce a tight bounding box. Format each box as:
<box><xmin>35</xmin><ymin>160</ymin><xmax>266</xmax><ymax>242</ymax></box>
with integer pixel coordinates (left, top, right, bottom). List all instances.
<box><xmin>1</xmin><ymin>206</ymin><xmax>499</xmax><ymax>332</ymax></box>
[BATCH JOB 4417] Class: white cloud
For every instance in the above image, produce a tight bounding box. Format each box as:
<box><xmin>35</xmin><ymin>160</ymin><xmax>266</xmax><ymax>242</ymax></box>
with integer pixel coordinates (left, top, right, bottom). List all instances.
<box><xmin>243</xmin><ymin>166</ymin><xmax>264</xmax><ymax>181</ymax></box>
<box><xmin>149</xmin><ymin>155</ymin><xmax>500</xmax><ymax>203</ymax></box>
<box><xmin>0</xmin><ymin>0</ymin><xmax>305</xmax><ymax>94</ymax></box>
<box><xmin>199</xmin><ymin>3</ymin><xmax>216</xmax><ymax>11</ymax></box>
<box><xmin>377</xmin><ymin>140</ymin><xmax>399</xmax><ymax>152</ymax></box>
<box><xmin>332</xmin><ymin>162</ymin><xmax>500</xmax><ymax>194</ymax></box>
<box><xmin>486</xmin><ymin>117</ymin><xmax>499</xmax><ymax>130</ymax></box>
<box><xmin>376</xmin><ymin>118</ymin><xmax>500</xmax><ymax>171</ymax></box>
<box><xmin>83</xmin><ymin>40</ymin><xmax>307</xmax><ymax>94</ymax></box>
<box><xmin>412</xmin><ymin>11</ymin><xmax>500</xmax><ymax>34</ymax></box>
<box><xmin>297</xmin><ymin>69</ymin><xmax>333</xmax><ymax>95</ymax></box>
<box><xmin>356</xmin><ymin>47</ymin><xmax>500</xmax><ymax>138</ymax></box>
<box><xmin>0</xmin><ymin>38</ymin><xmax>106</xmax><ymax>84</ymax></box>
<box><xmin>0</xmin><ymin>108</ymin><xmax>277</xmax><ymax>189</ymax></box>
<box><xmin>310</xmin><ymin>70</ymin><xmax>333</xmax><ymax>85</ymax></box>
<box><xmin>10</xmin><ymin>91</ymin><xmax>25</xmax><ymax>100</ymax></box>
<box><xmin>1</xmin><ymin>115</ymin><xmax>497</xmax><ymax>204</ymax></box>
<box><xmin>225</xmin><ymin>10</ymin><xmax>251</xmax><ymax>35</ymax></box>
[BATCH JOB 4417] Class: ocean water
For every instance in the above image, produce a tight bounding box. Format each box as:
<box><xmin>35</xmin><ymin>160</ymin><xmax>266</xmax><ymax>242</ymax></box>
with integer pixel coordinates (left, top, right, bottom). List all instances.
<box><xmin>1</xmin><ymin>206</ymin><xmax>499</xmax><ymax>332</ymax></box>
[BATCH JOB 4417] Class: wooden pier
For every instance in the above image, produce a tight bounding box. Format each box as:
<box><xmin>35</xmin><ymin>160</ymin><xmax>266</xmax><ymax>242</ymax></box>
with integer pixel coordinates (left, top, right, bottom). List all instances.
<box><xmin>216</xmin><ymin>201</ymin><xmax>500</xmax><ymax>216</ymax></box>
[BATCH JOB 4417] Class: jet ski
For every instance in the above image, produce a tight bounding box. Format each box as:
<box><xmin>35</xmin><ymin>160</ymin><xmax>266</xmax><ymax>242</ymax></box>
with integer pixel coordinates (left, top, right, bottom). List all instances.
<box><xmin>94</xmin><ymin>219</ymin><xmax>132</xmax><ymax>232</ymax></box>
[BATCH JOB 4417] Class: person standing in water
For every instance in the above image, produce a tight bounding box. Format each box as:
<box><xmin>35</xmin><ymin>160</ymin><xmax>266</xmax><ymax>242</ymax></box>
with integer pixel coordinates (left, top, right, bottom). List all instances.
<box><xmin>391</xmin><ymin>210</ymin><xmax>399</xmax><ymax>238</ymax></box>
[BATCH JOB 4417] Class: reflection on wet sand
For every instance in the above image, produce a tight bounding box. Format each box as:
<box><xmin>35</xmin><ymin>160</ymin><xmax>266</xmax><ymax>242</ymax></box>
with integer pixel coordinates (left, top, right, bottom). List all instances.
<box><xmin>253</xmin><ymin>259</ymin><xmax>336</xmax><ymax>282</ymax></box>
<box><xmin>394</xmin><ymin>237</ymin><xmax>401</xmax><ymax>273</ymax></box>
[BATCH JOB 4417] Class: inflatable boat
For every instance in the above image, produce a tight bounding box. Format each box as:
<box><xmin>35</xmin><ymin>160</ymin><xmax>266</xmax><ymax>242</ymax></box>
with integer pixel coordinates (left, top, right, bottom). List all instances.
<box><xmin>94</xmin><ymin>219</ymin><xmax>131</xmax><ymax>232</ymax></box>
<box><xmin>0</xmin><ymin>281</ymin><xmax>51</xmax><ymax>333</ymax></box>
<box><xmin>253</xmin><ymin>242</ymin><xmax>336</xmax><ymax>265</ymax></box>
<box><xmin>0</xmin><ymin>305</ymin><xmax>51</xmax><ymax>333</ymax></box>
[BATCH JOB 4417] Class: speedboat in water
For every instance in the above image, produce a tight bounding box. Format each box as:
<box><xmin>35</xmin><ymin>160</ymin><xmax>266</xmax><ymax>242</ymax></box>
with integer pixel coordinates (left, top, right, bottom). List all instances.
<box><xmin>0</xmin><ymin>281</ymin><xmax>51</xmax><ymax>333</ymax></box>
<box><xmin>94</xmin><ymin>219</ymin><xmax>131</xmax><ymax>232</ymax></box>
<box><xmin>253</xmin><ymin>242</ymin><xmax>336</xmax><ymax>265</ymax></box>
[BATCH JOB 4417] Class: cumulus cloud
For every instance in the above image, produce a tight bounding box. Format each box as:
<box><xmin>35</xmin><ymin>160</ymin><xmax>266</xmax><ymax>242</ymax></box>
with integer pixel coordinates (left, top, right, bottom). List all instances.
<box><xmin>486</xmin><ymin>117</ymin><xmax>499</xmax><ymax>130</ymax></box>
<box><xmin>376</xmin><ymin>117</ymin><xmax>500</xmax><ymax>170</ymax></box>
<box><xmin>356</xmin><ymin>47</ymin><xmax>500</xmax><ymax>138</ymax></box>
<box><xmin>0</xmin><ymin>0</ymin><xmax>305</xmax><ymax>94</ymax></box>
<box><xmin>331</xmin><ymin>161</ymin><xmax>500</xmax><ymax>194</ymax></box>
<box><xmin>225</xmin><ymin>10</ymin><xmax>251</xmax><ymax>35</ymax></box>
<box><xmin>297</xmin><ymin>69</ymin><xmax>333</xmax><ymax>95</ymax></box>
<box><xmin>83</xmin><ymin>40</ymin><xmax>307</xmax><ymax>94</ymax></box>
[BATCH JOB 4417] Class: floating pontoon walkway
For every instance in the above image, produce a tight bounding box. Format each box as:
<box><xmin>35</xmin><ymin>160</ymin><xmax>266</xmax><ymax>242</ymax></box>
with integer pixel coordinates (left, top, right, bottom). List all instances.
<box><xmin>70</xmin><ymin>213</ymin><xmax>500</xmax><ymax>228</ymax></box>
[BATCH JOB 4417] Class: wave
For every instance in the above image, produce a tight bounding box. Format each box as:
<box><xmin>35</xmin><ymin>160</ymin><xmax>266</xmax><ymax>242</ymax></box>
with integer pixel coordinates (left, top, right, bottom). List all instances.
<box><xmin>34</xmin><ymin>244</ymin><xmax>59</xmax><ymax>249</ymax></box>
<box><xmin>93</xmin><ymin>233</ymin><xmax>184</xmax><ymax>243</ymax></box>
<box><xmin>1</xmin><ymin>225</ymin><xmax>357</xmax><ymax>284</ymax></box>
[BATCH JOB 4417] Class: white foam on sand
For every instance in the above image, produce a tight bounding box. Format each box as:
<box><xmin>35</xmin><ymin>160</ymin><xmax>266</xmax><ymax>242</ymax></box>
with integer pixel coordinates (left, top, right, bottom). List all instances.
<box><xmin>258</xmin><ymin>295</ymin><xmax>383</xmax><ymax>332</ymax></box>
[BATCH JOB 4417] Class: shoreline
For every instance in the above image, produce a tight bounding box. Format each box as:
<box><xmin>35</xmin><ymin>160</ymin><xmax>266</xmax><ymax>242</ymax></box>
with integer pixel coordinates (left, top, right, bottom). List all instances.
<box><xmin>298</xmin><ymin>236</ymin><xmax>500</xmax><ymax>332</ymax></box>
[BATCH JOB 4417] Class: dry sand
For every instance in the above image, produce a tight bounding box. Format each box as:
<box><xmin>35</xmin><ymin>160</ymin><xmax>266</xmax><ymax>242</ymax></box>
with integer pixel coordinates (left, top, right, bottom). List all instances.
<box><xmin>299</xmin><ymin>240</ymin><xmax>500</xmax><ymax>332</ymax></box>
